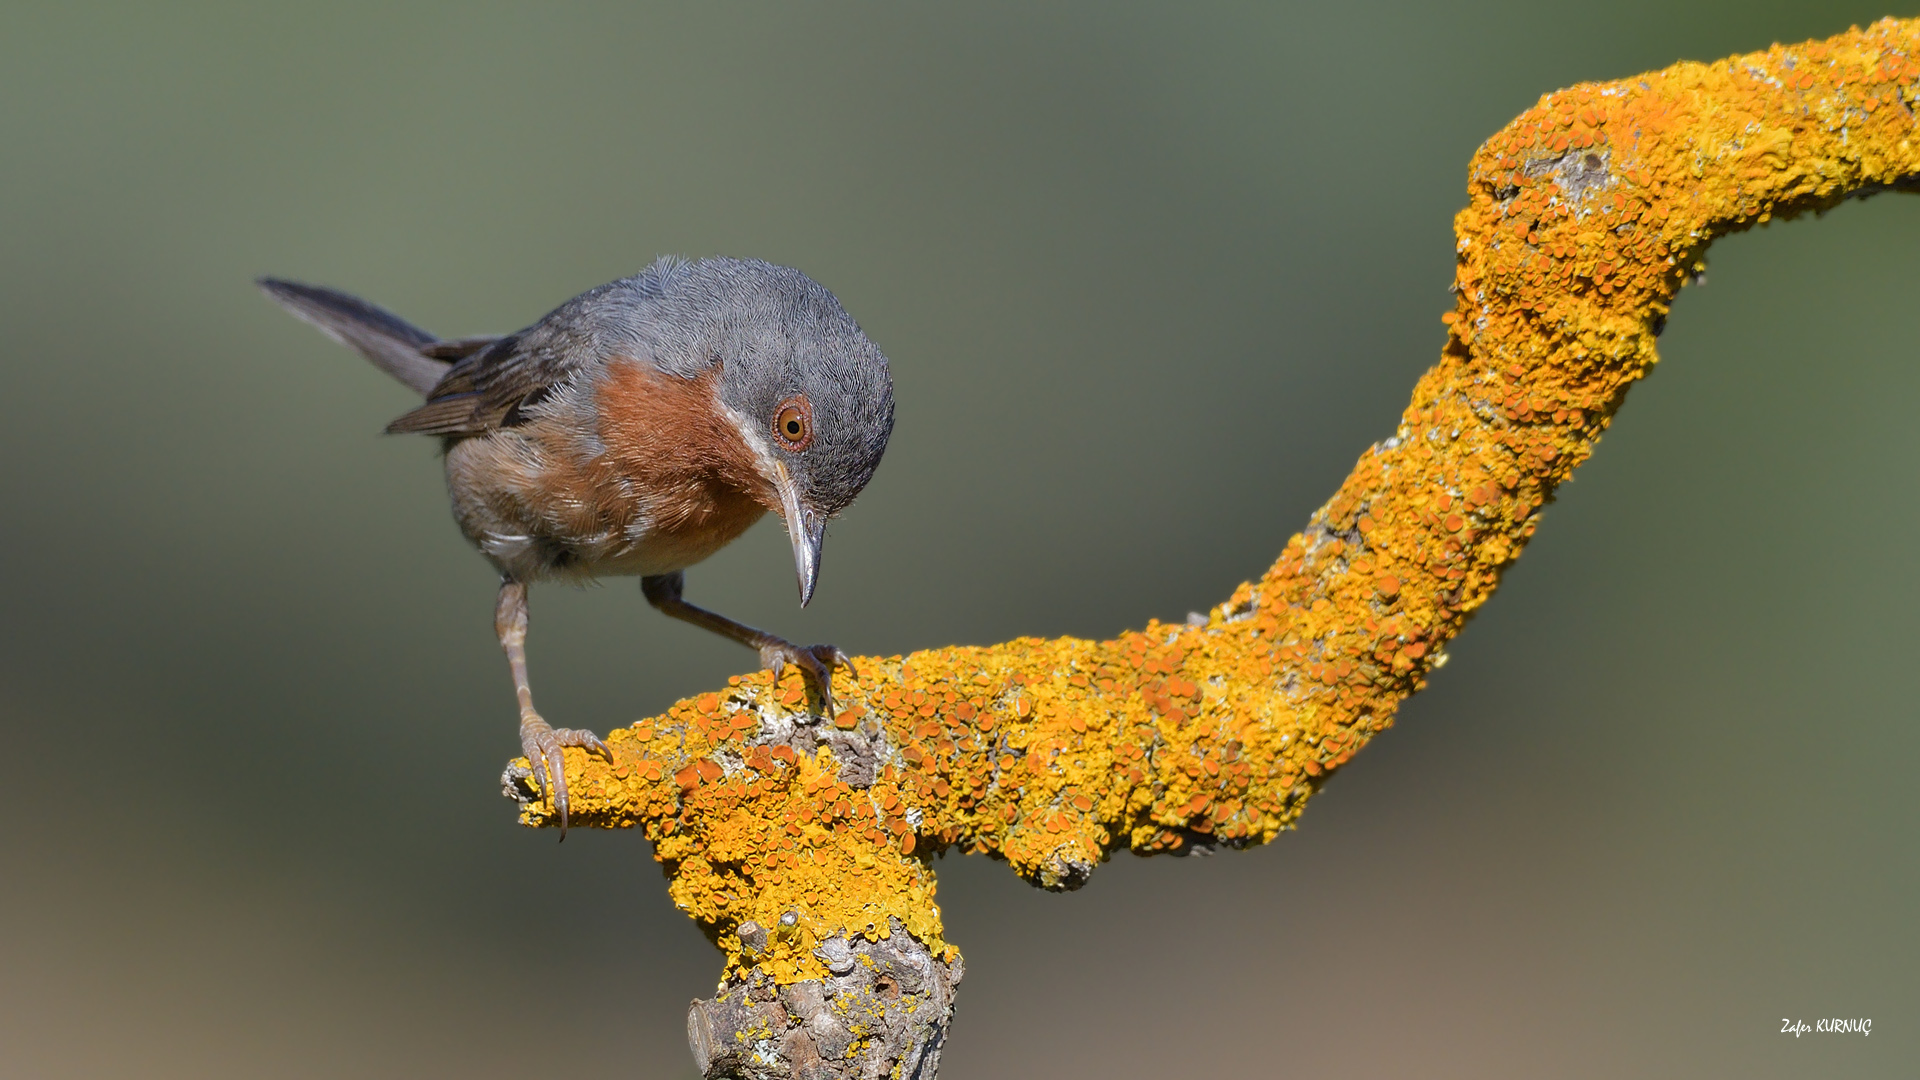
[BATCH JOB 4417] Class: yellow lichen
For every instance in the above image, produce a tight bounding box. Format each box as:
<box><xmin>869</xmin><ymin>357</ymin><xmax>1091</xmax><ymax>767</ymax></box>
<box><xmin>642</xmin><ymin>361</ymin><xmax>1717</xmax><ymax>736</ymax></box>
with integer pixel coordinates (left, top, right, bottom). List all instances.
<box><xmin>514</xmin><ymin>18</ymin><xmax>1920</xmax><ymax>985</ymax></box>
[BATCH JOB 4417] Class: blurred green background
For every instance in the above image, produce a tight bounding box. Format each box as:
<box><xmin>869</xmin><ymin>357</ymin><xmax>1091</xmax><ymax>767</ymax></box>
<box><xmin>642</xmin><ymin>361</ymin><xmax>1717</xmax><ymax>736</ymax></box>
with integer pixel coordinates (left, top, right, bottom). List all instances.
<box><xmin>1</xmin><ymin>2</ymin><xmax>1913</xmax><ymax>1076</ymax></box>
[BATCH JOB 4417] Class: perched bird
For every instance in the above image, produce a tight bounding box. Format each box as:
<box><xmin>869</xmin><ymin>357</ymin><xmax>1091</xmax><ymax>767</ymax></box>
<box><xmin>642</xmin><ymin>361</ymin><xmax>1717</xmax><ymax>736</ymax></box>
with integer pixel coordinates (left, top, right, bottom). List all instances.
<box><xmin>259</xmin><ymin>258</ymin><xmax>895</xmax><ymax>828</ymax></box>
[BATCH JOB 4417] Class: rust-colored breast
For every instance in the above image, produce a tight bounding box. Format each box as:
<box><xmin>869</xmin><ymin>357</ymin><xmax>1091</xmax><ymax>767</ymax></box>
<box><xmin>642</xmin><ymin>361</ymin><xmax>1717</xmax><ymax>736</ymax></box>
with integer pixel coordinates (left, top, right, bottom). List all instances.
<box><xmin>589</xmin><ymin>360</ymin><xmax>774</xmax><ymax>572</ymax></box>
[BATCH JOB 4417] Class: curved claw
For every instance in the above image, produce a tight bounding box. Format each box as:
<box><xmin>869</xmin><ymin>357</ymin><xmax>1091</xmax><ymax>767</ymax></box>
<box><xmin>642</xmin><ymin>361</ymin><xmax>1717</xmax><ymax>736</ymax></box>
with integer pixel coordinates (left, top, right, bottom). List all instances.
<box><xmin>519</xmin><ymin>713</ymin><xmax>610</xmax><ymax>838</ymax></box>
<box><xmin>828</xmin><ymin>646</ymin><xmax>859</xmax><ymax>684</ymax></box>
<box><xmin>758</xmin><ymin>640</ymin><xmax>858</xmax><ymax>719</ymax></box>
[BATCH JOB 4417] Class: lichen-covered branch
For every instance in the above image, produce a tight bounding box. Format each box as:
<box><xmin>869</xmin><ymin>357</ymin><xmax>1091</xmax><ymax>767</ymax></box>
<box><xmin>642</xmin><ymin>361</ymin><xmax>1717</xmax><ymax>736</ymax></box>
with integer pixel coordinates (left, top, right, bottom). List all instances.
<box><xmin>503</xmin><ymin>19</ymin><xmax>1920</xmax><ymax>1078</ymax></box>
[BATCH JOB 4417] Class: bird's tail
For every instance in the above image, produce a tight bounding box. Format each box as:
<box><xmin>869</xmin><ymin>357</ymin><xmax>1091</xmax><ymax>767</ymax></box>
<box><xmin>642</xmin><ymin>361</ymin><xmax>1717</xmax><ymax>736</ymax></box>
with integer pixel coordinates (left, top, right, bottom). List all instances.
<box><xmin>256</xmin><ymin>278</ymin><xmax>486</xmax><ymax>398</ymax></box>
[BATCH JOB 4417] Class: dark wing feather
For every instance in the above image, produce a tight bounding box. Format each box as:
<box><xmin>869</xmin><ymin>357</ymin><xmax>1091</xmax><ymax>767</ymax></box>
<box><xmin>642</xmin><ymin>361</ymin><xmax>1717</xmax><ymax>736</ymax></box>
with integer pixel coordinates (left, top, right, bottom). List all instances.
<box><xmin>421</xmin><ymin>335</ymin><xmax>503</xmax><ymax>360</ymax></box>
<box><xmin>386</xmin><ymin>313</ymin><xmax>602</xmax><ymax>436</ymax></box>
<box><xmin>384</xmin><ymin>393</ymin><xmax>489</xmax><ymax>436</ymax></box>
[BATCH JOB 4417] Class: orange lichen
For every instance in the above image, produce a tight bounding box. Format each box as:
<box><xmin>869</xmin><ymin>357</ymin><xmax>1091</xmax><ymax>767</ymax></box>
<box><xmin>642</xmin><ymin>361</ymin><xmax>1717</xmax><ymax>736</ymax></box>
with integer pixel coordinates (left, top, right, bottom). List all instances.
<box><xmin>513</xmin><ymin>19</ymin><xmax>1920</xmax><ymax>986</ymax></box>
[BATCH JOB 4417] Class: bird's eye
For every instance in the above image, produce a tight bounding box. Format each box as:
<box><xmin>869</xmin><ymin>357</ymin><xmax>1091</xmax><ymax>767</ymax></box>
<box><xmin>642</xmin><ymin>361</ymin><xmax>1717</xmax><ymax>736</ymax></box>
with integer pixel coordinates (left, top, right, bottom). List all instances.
<box><xmin>772</xmin><ymin>394</ymin><xmax>814</xmax><ymax>450</ymax></box>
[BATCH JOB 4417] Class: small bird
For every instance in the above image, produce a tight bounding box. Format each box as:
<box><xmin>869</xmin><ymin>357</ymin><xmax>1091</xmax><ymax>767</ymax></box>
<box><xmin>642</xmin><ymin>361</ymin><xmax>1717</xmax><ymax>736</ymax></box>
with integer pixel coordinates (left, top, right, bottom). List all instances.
<box><xmin>259</xmin><ymin>258</ymin><xmax>895</xmax><ymax>829</ymax></box>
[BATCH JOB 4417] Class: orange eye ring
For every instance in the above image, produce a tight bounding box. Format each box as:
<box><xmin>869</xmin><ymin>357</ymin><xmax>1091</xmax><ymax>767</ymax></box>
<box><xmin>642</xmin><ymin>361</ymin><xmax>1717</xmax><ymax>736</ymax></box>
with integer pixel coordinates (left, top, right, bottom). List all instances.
<box><xmin>772</xmin><ymin>394</ymin><xmax>814</xmax><ymax>450</ymax></box>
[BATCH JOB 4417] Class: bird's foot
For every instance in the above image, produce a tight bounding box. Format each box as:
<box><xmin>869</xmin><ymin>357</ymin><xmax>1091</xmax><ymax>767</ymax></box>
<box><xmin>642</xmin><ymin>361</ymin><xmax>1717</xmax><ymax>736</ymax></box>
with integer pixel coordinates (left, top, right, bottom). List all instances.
<box><xmin>519</xmin><ymin>711</ymin><xmax>611</xmax><ymax>835</ymax></box>
<box><xmin>759</xmin><ymin>639</ymin><xmax>858</xmax><ymax>719</ymax></box>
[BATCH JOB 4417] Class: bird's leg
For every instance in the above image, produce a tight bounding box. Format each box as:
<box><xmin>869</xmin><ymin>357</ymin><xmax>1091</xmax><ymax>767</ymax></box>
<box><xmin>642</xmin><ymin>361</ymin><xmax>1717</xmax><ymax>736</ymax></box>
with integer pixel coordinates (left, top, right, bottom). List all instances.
<box><xmin>496</xmin><ymin>578</ymin><xmax>609</xmax><ymax>835</ymax></box>
<box><xmin>641</xmin><ymin>571</ymin><xmax>856</xmax><ymax>718</ymax></box>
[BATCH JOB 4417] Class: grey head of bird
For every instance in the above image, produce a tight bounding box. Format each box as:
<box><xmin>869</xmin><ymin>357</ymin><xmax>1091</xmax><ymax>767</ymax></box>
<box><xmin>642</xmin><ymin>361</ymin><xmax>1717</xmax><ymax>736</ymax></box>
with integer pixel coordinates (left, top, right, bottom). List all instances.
<box><xmin>621</xmin><ymin>257</ymin><xmax>895</xmax><ymax>606</ymax></box>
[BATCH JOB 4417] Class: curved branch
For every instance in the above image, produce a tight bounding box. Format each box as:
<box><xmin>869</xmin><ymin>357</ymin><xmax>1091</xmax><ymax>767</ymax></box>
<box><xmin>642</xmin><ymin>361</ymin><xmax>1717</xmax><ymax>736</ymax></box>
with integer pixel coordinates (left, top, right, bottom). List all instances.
<box><xmin>503</xmin><ymin>18</ymin><xmax>1920</xmax><ymax>1078</ymax></box>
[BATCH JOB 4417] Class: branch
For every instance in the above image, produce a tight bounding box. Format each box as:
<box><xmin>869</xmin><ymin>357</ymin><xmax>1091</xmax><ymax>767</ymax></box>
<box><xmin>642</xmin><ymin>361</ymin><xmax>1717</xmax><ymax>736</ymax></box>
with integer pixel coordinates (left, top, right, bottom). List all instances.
<box><xmin>502</xmin><ymin>19</ymin><xmax>1920</xmax><ymax>1079</ymax></box>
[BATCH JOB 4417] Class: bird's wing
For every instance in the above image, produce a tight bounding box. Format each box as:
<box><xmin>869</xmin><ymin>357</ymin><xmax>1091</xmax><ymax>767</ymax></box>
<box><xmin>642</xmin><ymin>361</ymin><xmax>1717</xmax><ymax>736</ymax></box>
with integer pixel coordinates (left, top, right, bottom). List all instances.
<box><xmin>385</xmin><ymin>328</ymin><xmax>570</xmax><ymax>435</ymax></box>
<box><xmin>386</xmin><ymin>269</ymin><xmax>705</xmax><ymax>437</ymax></box>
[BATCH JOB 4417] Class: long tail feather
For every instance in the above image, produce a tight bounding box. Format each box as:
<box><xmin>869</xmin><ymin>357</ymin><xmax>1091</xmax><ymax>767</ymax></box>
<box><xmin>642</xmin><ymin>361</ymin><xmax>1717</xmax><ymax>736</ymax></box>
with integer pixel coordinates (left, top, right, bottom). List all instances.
<box><xmin>257</xmin><ymin>278</ymin><xmax>451</xmax><ymax>397</ymax></box>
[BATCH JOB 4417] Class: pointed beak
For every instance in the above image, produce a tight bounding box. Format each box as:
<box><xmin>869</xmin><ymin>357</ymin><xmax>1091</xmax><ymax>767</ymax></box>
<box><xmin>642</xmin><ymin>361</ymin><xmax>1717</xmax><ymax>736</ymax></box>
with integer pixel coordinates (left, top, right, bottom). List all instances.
<box><xmin>774</xmin><ymin>462</ymin><xmax>826</xmax><ymax>607</ymax></box>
